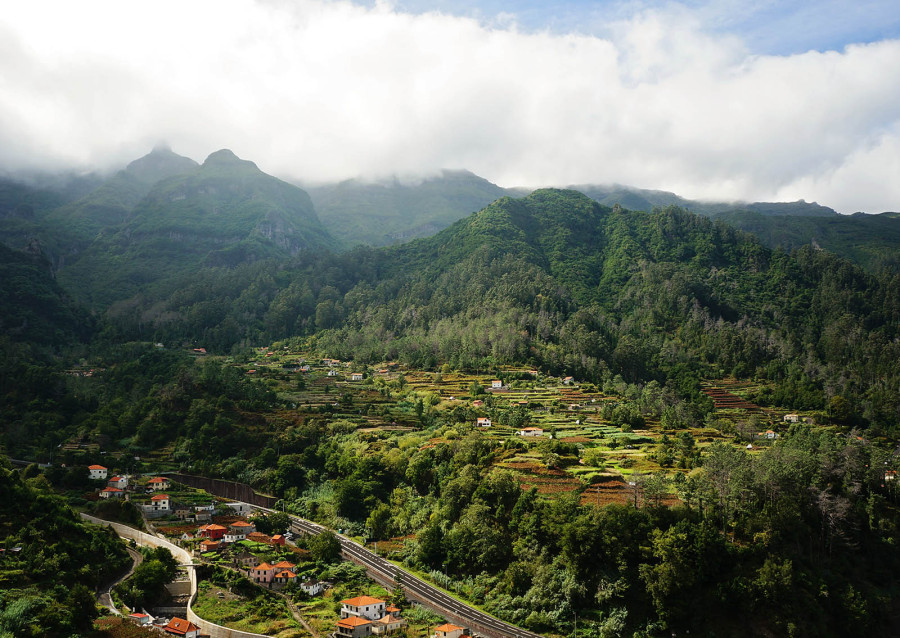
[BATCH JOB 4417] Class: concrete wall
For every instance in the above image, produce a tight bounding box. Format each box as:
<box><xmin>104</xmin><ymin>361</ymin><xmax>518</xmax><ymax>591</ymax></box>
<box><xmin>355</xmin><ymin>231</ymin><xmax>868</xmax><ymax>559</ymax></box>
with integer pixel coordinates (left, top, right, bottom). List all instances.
<box><xmin>81</xmin><ymin>514</ymin><xmax>271</xmax><ymax>638</ymax></box>
<box><xmin>169</xmin><ymin>473</ymin><xmax>278</xmax><ymax>508</ymax></box>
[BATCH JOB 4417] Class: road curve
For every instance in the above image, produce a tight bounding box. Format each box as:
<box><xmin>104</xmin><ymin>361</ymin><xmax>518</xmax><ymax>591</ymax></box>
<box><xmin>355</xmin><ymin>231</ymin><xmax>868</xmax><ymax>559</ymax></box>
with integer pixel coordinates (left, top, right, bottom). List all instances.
<box><xmin>256</xmin><ymin>506</ymin><xmax>542</xmax><ymax>638</ymax></box>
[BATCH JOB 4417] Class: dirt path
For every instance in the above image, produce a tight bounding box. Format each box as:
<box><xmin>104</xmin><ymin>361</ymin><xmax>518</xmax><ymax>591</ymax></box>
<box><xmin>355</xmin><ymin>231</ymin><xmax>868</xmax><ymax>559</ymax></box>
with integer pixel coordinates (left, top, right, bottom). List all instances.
<box><xmin>98</xmin><ymin>545</ymin><xmax>143</xmax><ymax>615</ymax></box>
<box><xmin>287</xmin><ymin>598</ymin><xmax>321</xmax><ymax>638</ymax></box>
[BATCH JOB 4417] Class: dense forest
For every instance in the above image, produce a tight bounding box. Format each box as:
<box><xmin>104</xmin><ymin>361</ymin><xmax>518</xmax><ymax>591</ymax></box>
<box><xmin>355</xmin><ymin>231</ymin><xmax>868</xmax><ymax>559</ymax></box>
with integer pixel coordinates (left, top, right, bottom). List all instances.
<box><xmin>2</xmin><ymin>167</ymin><xmax>900</xmax><ymax>636</ymax></box>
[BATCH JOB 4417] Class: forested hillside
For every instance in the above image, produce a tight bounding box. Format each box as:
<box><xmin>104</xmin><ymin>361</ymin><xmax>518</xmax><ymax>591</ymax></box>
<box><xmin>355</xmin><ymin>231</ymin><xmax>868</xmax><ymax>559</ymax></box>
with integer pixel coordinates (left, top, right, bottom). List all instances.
<box><xmin>99</xmin><ymin>190</ymin><xmax>899</xmax><ymax>433</ymax></box>
<box><xmin>0</xmin><ymin>462</ymin><xmax>130</xmax><ymax>636</ymax></box>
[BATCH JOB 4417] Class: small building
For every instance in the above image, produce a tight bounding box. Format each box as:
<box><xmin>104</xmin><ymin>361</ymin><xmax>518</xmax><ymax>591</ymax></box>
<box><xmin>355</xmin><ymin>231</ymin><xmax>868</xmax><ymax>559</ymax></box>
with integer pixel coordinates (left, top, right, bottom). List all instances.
<box><xmin>757</xmin><ymin>430</ymin><xmax>779</xmax><ymax>440</ymax></box>
<box><xmin>233</xmin><ymin>551</ymin><xmax>258</xmax><ymax>568</ymax></box>
<box><xmin>198</xmin><ymin>539</ymin><xmax>221</xmax><ymax>553</ymax></box>
<box><xmin>225</xmin><ymin>521</ymin><xmax>255</xmax><ymax>542</ymax></box>
<box><xmin>198</xmin><ymin>524</ymin><xmax>227</xmax><ymax>540</ymax></box>
<box><xmin>563</xmin><ymin>376</ymin><xmax>574</xmax><ymax>385</ymax></box>
<box><xmin>88</xmin><ymin>465</ymin><xmax>108</xmax><ymax>480</ymax></box>
<box><xmin>341</xmin><ymin>596</ymin><xmax>386</xmax><ymax>620</ymax></box>
<box><xmin>327</xmin><ymin>369</ymin><xmax>338</xmax><ymax>377</ymax></box>
<box><xmin>150</xmin><ymin>494</ymin><xmax>170</xmax><ymax>511</ymax></box>
<box><xmin>385</xmin><ymin>605</ymin><xmax>401</xmax><ymax>617</ymax></box>
<box><xmin>337</xmin><ymin>616</ymin><xmax>374</xmax><ymax>638</ymax></box>
<box><xmin>271</xmin><ymin>534</ymin><xmax>286</xmax><ymax>546</ymax></box>
<box><xmin>351</xmin><ymin>372</ymin><xmax>364</xmax><ymax>381</ymax></box>
<box><xmin>148</xmin><ymin>477</ymin><xmax>170</xmax><ymax>491</ymax></box>
<box><xmin>476</xmin><ymin>417</ymin><xmax>491</xmax><ymax>428</ymax></box>
<box><xmin>301</xmin><ymin>578</ymin><xmax>325</xmax><ymax>596</ymax></box>
<box><xmin>783</xmin><ymin>414</ymin><xmax>800</xmax><ymax>423</ymax></box>
<box><xmin>273</xmin><ymin>569</ymin><xmax>297</xmax><ymax>587</ymax></box>
<box><xmin>99</xmin><ymin>487</ymin><xmax>124</xmax><ymax>499</ymax></box>
<box><xmin>108</xmin><ymin>475</ymin><xmax>128</xmax><ymax>489</ymax></box>
<box><xmin>886</xmin><ymin>470</ymin><xmax>897</xmax><ymax>482</ymax></box>
<box><xmin>519</xmin><ymin>427</ymin><xmax>544</xmax><ymax>437</ymax></box>
<box><xmin>251</xmin><ymin>562</ymin><xmax>276</xmax><ymax>585</ymax></box>
<box><xmin>163</xmin><ymin>617</ymin><xmax>201</xmax><ymax>638</ymax></box>
<box><xmin>472</xmin><ymin>400</ymin><xmax>484</xmax><ymax>408</ymax></box>
<box><xmin>373</xmin><ymin>614</ymin><xmax>406</xmax><ymax>635</ymax></box>
<box><xmin>129</xmin><ymin>612</ymin><xmax>152</xmax><ymax>625</ymax></box>
<box><xmin>433</xmin><ymin>623</ymin><xmax>465</xmax><ymax>638</ymax></box>
<box><xmin>491</xmin><ymin>380</ymin><xmax>503</xmax><ymax>389</ymax></box>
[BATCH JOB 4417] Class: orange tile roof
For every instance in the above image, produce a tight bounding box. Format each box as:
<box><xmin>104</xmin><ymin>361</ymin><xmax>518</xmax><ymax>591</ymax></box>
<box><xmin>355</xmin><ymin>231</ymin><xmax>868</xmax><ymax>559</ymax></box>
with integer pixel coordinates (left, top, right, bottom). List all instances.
<box><xmin>338</xmin><ymin>617</ymin><xmax>373</xmax><ymax>628</ymax></box>
<box><xmin>101</xmin><ymin>487</ymin><xmax>123</xmax><ymax>492</ymax></box>
<box><xmin>88</xmin><ymin>465</ymin><xmax>107</xmax><ymax>470</ymax></box>
<box><xmin>342</xmin><ymin>596</ymin><xmax>385</xmax><ymax>607</ymax></box>
<box><xmin>149</xmin><ymin>477</ymin><xmax>167</xmax><ymax>483</ymax></box>
<box><xmin>151</xmin><ymin>494</ymin><xmax>169</xmax><ymax>500</ymax></box>
<box><xmin>253</xmin><ymin>562</ymin><xmax>275</xmax><ymax>570</ymax></box>
<box><xmin>200</xmin><ymin>524</ymin><xmax>227</xmax><ymax>531</ymax></box>
<box><xmin>231</xmin><ymin>520</ymin><xmax>253</xmax><ymax>527</ymax></box>
<box><xmin>273</xmin><ymin>560</ymin><xmax>296</xmax><ymax>569</ymax></box>
<box><xmin>275</xmin><ymin>570</ymin><xmax>296</xmax><ymax>578</ymax></box>
<box><xmin>435</xmin><ymin>624</ymin><xmax>463</xmax><ymax>632</ymax></box>
<box><xmin>164</xmin><ymin>617</ymin><xmax>200</xmax><ymax>635</ymax></box>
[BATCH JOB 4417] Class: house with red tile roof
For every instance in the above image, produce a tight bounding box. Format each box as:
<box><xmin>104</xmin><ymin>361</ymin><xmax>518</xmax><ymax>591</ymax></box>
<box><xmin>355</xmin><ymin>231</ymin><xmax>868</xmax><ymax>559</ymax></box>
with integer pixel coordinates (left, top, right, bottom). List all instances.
<box><xmin>198</xmin><ymin>524</ymin><xmax>227</xmax><ymax>539</ymax></box>
<box><xmin>271</xmin><ymin>534</ymin><xmax>286</xmax><ymax>546</ymax></box>
<box><xmin>251</xmin><ymin>562</ymin><xmax>277</xmax><ymax>585</ymax></box>
<box><xmin>341</xmin><ymin>596</ymin><xmax>386</xmax><ymax>620</ymax></box>
<box><xmin>150</xmin><ymin>494</ymin><xmax>170</xmax><ymax>511</ymax></box>
<box><xmin>198</xmin><ymin>539</ymin><xmax>221</xmax><ymax>553</ymax></box>
<box><xmin>337</xmin><ymin>615</ymin><xmax>374</xmax><ymax>638</ymax></box>
<box><xmin>273</xmin><ymin>569</ymin><xmax>297</xmax><ymax>587</ymax></box>
<box><xmin>372</xmin><ymin>614</ymin><xmax>406</xmax><ymax>635</ymax></box>
<box><xmin>147</xmin><ymin>477</ymin><xmax>170</xmax><ymax>490</ymax></box>
<box><xmin>128</xmin><ymin>612</ymin><xmax>152</xmax><ymax>625</ymax></box>
<box><xmin>163</xmin><ymin>617</ymin><xmax>201</xmax><ymax>637</ymax></box>
<box><xmin>433</xmin><ymin>624</ymin><xmax>465</xmax><ymax>638</ymax></box>
<box><xmin>99</xmin><ymin>487</ymin><xmax>124</xmax><ymax>499</ymax></box>
<box><xmin>491</xmin><ymin>380</ymin><xmax>503</xmax><ymax>389</ymax></box>
<box><xmin>88</xmin><ymin>465</ymin><xmax>108</xmax><ymax>480</ymax></box>
<box><xmin>476</xmin><ymin>417</ymin><xmax>491</xmax><ymax>428</ymax></box>
<box><xmin>518</xmin><ymin>427</ymin><xmax>544</xmax><ymax>437</ymax></box>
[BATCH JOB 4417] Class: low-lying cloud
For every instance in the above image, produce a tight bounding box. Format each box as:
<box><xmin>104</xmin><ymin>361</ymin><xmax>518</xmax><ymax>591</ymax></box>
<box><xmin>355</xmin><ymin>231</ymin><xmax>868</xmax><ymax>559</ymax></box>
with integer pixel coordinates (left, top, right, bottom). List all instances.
<box><xmin>1</xmin><ymin>0</ymin><xmax>899</xmax><ymax>212</ymax></box>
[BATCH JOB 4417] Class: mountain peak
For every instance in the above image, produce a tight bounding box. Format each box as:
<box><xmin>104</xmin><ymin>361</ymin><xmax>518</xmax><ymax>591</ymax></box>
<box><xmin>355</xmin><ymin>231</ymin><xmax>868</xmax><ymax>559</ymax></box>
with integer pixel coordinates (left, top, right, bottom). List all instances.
<box><xmin>125</xmin><ymin>146</ymin><xmax>198</xmax><ymax>185</ymax></box>
<box><xmin>203</xmin><ymin>149</ymin><xmax>259</xmax><ymax>171</ymax></box>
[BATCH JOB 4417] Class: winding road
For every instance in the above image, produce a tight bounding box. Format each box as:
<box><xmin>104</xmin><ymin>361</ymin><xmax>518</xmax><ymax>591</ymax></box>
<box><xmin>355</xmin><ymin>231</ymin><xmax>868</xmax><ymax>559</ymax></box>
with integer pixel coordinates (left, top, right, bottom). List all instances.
<box><xmin>98</xmin><ymin>546</ymin><xmax>144</xmax><ymax>614</ymax></box>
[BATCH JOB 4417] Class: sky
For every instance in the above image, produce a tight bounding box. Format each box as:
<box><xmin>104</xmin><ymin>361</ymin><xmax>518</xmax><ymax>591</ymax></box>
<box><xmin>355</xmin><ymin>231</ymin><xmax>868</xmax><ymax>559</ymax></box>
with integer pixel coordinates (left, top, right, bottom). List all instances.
<box><xmin>1</xmin><ymin>1</ymin><xmax>899</xmax><ymax>213</ymax></box>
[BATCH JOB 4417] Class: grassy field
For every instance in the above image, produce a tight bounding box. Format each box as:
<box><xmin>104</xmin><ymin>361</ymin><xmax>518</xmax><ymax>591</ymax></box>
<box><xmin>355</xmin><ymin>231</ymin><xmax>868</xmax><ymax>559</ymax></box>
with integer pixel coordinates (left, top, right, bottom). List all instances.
<box><xmin>192</xmin><ymin>580</ymin><xmax>306</xmax><ymax>637</ymax></box>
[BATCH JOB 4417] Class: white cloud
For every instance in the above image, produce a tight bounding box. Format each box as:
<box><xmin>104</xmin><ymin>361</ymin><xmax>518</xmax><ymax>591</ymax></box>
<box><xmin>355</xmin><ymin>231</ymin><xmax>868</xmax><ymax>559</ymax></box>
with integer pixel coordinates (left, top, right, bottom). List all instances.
<box><xmin>0</xmin><ymin>0</ymin><xmax>899</xmax><ymax>212</ymax></box>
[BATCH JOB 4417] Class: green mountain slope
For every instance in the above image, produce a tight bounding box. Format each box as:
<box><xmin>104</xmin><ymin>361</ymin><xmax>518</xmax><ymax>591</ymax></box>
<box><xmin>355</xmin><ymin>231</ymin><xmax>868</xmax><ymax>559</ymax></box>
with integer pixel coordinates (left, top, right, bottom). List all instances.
<box><xmin>56</xmin><ymin>149</ymin><xmax>336</xmax><ymax>307</ymax></box>
<box><xmin>306</xmin><ymin>169</ymin><xmax>511</xmax><ymax>248</ymax></box>
<box><xmin>0</xmin><ymin>243</ymin><xmax>92</xmax><ymax>347</ymax></box>
<box><xmin>714</xmin><ymin>209</ymin><xmax>900</xmax><ymax>272</ymax></box>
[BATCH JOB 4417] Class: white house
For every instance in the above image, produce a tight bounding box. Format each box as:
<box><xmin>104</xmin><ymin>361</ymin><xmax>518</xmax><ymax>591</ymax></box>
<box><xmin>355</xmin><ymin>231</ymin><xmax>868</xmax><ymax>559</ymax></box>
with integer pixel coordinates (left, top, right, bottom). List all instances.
<box><xmin>301</xmin><ymin>578</ymin><xmax>325</xmax><ymax>596</ymax></box>
<box><xmin>491</xmin><ymin>380</ymin><xmax>503</xmax><ymax>389</ymax></box>
<box><xmin>107</xmin><ymin>475</ymin><xmax>128</xmax><ymax>489</ymax></box>
<box><xmin>99</xmin><ymin>487</ymin><xmax>124</xmax><ymax>499</ymax></box>
<box><xmin>783</xmin><ymin>414</ymin><xmax>800</xmax><ymax>423</ymax></box>
<box><xmin>150</xmin><ymin>494</ymin><xmax>170</xmax><ymax>510</ymax></box>
<box><xmin>351</xmin><ymin>372</ymin><xmax>364</xmax><ymax>381</ymax></box>
<box><xmin>327</xmin><ymin>369</ymin><xmax>338</xmax><ymax>377</ymax></box>
<box><xmin>147</xmin><ymin>477</ymin><xmax>170</xmax><ymax>491</ymax></box>
<box><xmin>128</xmin><ymin>612</ymin><xmax>152</xmax><ymax>625</ymax></box>
<box><xmin>476</xmin><ymin>417</ymin><xmax>491</xmax><ymax>428</ymax></box>
<box><xmin>757</xmin><ymin>430</ymin><xmax>779</xmax><ymax>440</ymax></box>
<box><xmin>563</xmin><ymin>376</ymin><xmax>574</xmax><ymax>385</ymax></box>
<box><xmin>88</xmin><ymin>465</ymin><xmax>108</xmax><ymax>480</ymax></box>
<box><xmin>519</xmin><ymin>427</ymin><xmax>544</xmax><ymax>437</ymax></box>
<box><xmin>341</xmin><ymin>596</ymin><xmax>386</xmax><ymax>620</ymax></box>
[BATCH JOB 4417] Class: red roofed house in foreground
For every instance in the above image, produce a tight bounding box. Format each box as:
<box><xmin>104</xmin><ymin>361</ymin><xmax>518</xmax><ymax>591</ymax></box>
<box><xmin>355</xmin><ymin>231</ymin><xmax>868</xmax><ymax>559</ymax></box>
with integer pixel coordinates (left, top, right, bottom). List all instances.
<box><xmin>164</xmin><ymin>617</ymin><xmax>201</xmax><ymax>637</ymax></box>
<box><xmin>198</xmin><ymin>524</ymin><xmax>227</xmax><ymax>539</ymax></box>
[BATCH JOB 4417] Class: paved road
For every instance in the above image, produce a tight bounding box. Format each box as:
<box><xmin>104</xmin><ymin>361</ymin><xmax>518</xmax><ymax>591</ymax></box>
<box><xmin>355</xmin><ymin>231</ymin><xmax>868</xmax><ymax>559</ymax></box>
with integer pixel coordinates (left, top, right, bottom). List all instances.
<box><xmin>282</xmin><ymin>515</ymin><xmax>541</xmax><ymax>638</ymax></box>
<box><xmin>98</xmin><ymin>546</ymin><xmax>143</xmax><ymax>615</ymax></box>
